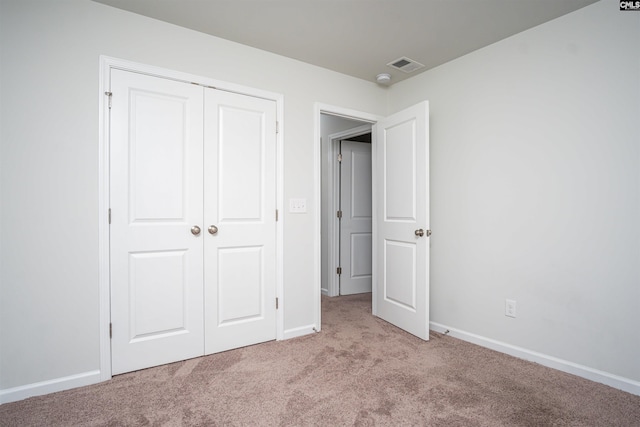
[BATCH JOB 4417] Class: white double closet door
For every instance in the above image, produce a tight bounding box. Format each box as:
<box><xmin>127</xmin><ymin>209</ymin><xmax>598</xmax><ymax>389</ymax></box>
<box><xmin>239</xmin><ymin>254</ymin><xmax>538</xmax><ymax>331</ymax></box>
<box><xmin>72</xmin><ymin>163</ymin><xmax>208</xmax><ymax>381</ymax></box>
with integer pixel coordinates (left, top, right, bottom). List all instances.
<box><xmin>109</xmin><ymin>69</ymin><xmax>277</xmax><ymax>375</ymax></box>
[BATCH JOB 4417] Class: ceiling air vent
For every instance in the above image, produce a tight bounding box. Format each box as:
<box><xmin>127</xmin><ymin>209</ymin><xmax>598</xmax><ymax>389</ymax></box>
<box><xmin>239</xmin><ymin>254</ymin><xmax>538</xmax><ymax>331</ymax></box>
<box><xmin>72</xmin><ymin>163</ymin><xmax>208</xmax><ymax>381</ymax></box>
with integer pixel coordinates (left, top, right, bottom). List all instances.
<box><xmin>387</xmin><ymin>56</ymin><xmax>425</xmax><ymax>73</ymax></box>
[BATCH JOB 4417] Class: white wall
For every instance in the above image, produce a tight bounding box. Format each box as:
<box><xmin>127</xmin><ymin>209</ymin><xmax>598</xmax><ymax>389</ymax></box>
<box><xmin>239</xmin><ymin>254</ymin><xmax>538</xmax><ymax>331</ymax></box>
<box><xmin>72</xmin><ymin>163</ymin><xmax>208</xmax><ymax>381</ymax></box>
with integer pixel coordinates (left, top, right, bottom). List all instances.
<box><xmin>0</xmin><ymin>0</ymin><xmax>386</xmax><ymax>396</ymax></box>
<box><xmin>389</xmin><ymin>0</ymin><xmax>640</xmax><ymax>383</ymax></box>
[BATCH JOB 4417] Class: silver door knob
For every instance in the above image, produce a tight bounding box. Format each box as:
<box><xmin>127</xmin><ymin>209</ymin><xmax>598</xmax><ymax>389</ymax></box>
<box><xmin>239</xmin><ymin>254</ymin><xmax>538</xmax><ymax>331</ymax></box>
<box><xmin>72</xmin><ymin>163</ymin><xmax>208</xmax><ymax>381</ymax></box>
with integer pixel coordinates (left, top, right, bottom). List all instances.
<box><xmin>208</xmin><ymin>225</ymin><xmax>218</xmax><ymax>235</ymax></box>
<box><xmin>415</xmin><ymin>229</ymin><xmax>425</xmax><ymax>237</ymax></box>
<box><xmin>191</xmin><ymin>225</ymin><xmax>201</xmax><ymax>236</ymax></box>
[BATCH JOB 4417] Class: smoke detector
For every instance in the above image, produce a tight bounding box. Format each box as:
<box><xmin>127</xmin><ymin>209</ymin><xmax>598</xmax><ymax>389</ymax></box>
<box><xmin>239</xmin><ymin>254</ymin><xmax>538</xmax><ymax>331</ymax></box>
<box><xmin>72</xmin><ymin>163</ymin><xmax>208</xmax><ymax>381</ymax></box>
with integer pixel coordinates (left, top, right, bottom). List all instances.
<box><xmin>376</xmin><ymin>73</ymin><xmax>391</xmax><ymax>85</ymax></box>
<box><xmin>387</xmin><ymin>56</ymin><xmax>425</xmax><ymax>73</ymax></box>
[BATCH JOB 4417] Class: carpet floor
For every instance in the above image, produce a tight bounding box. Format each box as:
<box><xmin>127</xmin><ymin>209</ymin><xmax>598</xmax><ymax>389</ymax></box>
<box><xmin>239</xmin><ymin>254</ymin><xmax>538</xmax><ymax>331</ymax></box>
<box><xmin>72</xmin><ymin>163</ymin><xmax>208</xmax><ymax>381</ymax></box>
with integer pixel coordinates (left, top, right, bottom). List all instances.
<box><xmin>1</xmin><ymin>293</ymin><xmax>639</xmax><ymax>426</ymax></box>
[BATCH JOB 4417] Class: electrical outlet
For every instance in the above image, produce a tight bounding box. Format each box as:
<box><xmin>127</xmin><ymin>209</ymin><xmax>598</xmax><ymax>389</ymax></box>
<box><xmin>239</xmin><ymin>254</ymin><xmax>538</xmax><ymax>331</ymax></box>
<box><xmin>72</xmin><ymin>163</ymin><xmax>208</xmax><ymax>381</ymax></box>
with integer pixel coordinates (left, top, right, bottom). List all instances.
<box><xmin>505</xmin><ymin>299</ymin><xmax>517</xmax><ymax>318</ymax></box>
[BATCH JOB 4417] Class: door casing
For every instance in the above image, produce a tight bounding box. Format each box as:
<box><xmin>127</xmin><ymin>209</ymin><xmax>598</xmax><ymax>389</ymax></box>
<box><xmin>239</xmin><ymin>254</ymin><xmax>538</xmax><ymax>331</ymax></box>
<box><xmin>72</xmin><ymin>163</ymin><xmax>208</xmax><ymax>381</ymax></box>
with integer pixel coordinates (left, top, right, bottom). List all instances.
<box><xmin>99</xmin><ymin>56</ymin><xmax>285</xmax><ymax>380</ymax></box>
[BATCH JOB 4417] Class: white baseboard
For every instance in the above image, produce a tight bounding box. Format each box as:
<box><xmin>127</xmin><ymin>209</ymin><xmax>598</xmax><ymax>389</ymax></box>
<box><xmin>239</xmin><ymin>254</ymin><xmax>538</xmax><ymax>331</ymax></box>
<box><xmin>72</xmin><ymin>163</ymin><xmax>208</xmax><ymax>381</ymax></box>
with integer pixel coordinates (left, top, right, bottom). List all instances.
<box><xmin>430</xmin><ymin>322</ymin><xmax>640</xmax><ymax>397</ymax></box>
<box><xmin>283</xmin><ymin>324</ymin><xmax>318</xmax><ymax>340</ymax></box>
<box><xmin>0</xmin><ymin>370</ymin><xmax>103</xmax><ymax>404</ymax></box>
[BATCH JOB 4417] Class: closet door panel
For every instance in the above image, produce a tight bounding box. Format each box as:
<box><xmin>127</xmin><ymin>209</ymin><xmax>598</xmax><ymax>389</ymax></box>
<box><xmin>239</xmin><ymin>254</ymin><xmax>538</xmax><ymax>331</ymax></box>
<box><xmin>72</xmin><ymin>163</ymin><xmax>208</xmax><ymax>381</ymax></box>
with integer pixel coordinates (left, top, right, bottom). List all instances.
<box><xmin>204</xmin><ymin>90</ymin><xmax>277</xmax><ymax>354</ymax></box>
<box><xmin>110</xmin><ymin>69</ymin><xmax>205</xmax><ymax>375</ymax></box>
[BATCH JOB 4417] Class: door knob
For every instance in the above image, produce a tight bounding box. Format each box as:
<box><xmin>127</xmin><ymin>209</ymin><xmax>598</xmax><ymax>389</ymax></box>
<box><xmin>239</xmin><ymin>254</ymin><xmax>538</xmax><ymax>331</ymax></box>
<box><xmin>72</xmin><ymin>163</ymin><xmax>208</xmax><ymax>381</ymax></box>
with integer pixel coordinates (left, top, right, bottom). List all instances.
<box><xmin>208</xmin><ymin>225</ymin><xmax>218</xmax><ymax>235</ymax></box>
<box><xmin>191</xmin><ymin>225</ymin><xmax>201</xmax><ymax>236</ymax></box>
<box><xmin>415</xmin><ymin>229</ymin><xmax>425</xmax><ymax>237</ymax></box>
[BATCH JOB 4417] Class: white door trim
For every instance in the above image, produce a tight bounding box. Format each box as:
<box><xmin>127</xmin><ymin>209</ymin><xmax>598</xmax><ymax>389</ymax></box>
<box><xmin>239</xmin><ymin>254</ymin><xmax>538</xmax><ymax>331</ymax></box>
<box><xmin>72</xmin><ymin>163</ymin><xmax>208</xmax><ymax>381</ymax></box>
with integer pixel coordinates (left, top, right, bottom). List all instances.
<box><xmin>99</xmin><ymin>56</ymin><xmax>285</xmax><ymax>380</ymax></box>
<box><xmin>313</xmin><ymin>103</ymin><xmax>381</xmax><ymax>331</ymax></box>
<box><xmin>326</xmin><ymin>125</ymin><xmax>372</xmax><ymax>297</ymax></box>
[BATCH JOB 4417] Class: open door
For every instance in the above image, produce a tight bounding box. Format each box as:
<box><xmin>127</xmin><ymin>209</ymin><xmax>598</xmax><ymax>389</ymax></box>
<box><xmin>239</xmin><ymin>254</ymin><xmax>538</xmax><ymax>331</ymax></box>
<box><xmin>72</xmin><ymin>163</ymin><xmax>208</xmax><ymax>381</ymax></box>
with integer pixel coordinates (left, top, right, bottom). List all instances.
<box><xmin>374</xmin><ymin>101</ymin><xmax>430</xmax><ymax>340</ymax></box>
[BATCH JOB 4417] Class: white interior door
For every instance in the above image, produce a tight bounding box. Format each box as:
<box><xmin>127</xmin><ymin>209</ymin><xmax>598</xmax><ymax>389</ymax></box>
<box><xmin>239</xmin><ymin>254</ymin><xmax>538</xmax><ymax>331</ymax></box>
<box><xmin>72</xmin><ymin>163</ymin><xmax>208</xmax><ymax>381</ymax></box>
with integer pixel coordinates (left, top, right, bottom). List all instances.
<box><xmin>110</xmin><ymin>69</ymin><xmax>205</xmax><ymax>374</ymax></box>
<box><xmin>339</xmin><ymin>140</ymin><xmax>372</xmax><ymax>295</ymax></box>
<box><xmin>203</xmin><ymin>90</ymin><xmax>277</xmax><ymax>354</ymax></box>
<box><xmin>374</xmin><ymin>101</ymin><xmax>430</xmax><ymax>340</ymax></box>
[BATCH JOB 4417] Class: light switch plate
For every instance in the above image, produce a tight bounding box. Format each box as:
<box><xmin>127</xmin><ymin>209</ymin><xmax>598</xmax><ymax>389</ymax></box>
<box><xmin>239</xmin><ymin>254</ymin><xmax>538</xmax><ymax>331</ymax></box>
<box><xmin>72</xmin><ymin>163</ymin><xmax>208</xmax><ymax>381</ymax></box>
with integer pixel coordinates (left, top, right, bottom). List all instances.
<box><xmin>289</xmin><ymin>198</ymin><xmax>307</xmax><ymax>213</ymax></box>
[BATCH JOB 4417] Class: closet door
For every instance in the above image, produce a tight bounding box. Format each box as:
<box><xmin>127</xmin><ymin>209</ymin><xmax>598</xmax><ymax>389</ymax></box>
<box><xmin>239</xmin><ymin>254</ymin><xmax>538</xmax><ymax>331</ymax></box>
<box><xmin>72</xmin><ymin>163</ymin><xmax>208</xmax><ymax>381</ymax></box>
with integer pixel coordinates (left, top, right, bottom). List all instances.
<box><xmin>203</xmin><ymin>90</ymin><xmax>277</xmax><ymax>354</ymax></box>
<box><xmin>110</xmin><ymin>70</ymin><xmax>205</xmax><ymax>374</ymax></box>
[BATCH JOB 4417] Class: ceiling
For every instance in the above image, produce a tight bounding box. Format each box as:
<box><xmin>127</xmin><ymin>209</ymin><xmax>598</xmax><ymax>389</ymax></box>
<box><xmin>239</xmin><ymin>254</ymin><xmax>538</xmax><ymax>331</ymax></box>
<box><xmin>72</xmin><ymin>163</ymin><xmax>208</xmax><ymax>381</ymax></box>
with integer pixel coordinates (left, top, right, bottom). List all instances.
<box><xmin>92</xmin><ymin>0</ymin><xmax>598</xmax><ymax>85</ymax></box>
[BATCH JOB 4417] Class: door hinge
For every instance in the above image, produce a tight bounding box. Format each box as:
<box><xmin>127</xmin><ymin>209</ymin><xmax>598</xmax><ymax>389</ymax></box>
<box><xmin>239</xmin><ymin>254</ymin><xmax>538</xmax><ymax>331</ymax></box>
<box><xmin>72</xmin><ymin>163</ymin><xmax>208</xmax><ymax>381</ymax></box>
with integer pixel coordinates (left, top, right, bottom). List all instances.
<box><xmin>337</xmin><ymin>210</ymin><xmax>342</xmax><ymax>219</ymax></box>
<box><xmin>276</xmin><ymin>297</ymin><xmax>279</xmax><ymax>310</ymax></box>
<box><xmin>109</xmin><ymin>323</ymin><xmax>112</xmax><ymax>339</ymax></box>
<box><xmin>105</xmin><ymin>91</ymin><xmax>112</xmax><ymax>109</ymax></box>
<box><xmin>108</xmin><ymin>208</ymin><xmax>111</xmax><ymax>224</ymax></box>
<box><xmin>276</xmin><ymin>121</ymin><xmax>279</xmax><ymax>134</ymax></box>
<box><xmin>276</xmin><ymin>209</ymin><xmax>279</xmax><ymax>221</ymax></box>
<box><xmin>337</xmin><ymin>267</ymin><xmax>342</xmax><ymax>275</ymax></box>
<box><xmin>337</xmin><ymin>153</ymin><xmax>342</xmax><ymax>163</ymax></box>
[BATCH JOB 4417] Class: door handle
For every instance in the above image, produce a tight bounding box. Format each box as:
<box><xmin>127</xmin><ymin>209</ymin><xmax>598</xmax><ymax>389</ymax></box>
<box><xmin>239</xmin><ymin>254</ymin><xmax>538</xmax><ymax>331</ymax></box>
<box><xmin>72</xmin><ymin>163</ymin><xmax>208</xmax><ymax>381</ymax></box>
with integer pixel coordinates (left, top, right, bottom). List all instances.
<box><xmin>415</xmin><ymin>229</ymin><xmax>432</xmax><ymax>237</ymax></box>
<box><xmin>191</xmin><ymin>225</ymin><xmax>201</xmax><ymax>236</ymax></box>
<box><xmin>208</xmin><ymin>225</ymin><xmax>218</xmax><ymax>235</ymax></box>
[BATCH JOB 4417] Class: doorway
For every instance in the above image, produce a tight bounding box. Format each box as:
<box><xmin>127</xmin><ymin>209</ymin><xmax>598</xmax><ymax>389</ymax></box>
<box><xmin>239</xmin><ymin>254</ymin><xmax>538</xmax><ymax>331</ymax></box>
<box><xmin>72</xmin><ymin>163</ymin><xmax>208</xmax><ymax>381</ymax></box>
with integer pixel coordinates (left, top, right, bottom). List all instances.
<box><xmin>320</xmin><ymin>114</ymin><xmax>373</xmax><ymax>298</ymax></box>
<box><xmin>314</xmin><ymin>102</ymin><xmax>431</xmax><ymax>341</ymax></box>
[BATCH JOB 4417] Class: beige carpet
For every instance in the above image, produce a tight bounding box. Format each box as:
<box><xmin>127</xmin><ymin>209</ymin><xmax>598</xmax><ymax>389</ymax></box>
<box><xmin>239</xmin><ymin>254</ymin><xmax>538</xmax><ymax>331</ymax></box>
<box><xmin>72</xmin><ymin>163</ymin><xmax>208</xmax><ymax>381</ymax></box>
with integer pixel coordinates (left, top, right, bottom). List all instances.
<box><xmin>2</xmin><ymin>293</ymin><xmax>639</xmax><ymax>426</ymax></box>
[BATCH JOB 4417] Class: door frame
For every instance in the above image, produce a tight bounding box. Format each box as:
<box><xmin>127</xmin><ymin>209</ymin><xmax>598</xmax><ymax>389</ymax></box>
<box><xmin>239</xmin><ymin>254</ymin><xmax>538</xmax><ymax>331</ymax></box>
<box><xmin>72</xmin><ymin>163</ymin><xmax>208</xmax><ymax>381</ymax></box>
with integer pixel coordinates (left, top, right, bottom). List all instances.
<box><xmin>99</xmin><ymin>56</ymin><xmax>285</xmax><ymax>380</ymax></box>
<box><xmin>326</xmin><ymin>125</ymin><xmax>372</xmax><ymax>297</ymax></box>
<box><xmin>313</xmin><ymin>103</ymin><xmax>381</xmax><ymax>331</ymax></box>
